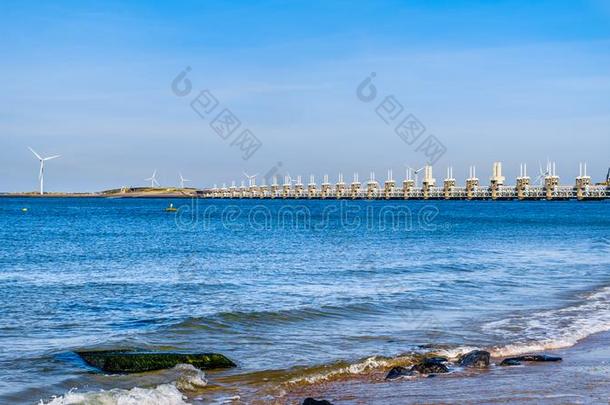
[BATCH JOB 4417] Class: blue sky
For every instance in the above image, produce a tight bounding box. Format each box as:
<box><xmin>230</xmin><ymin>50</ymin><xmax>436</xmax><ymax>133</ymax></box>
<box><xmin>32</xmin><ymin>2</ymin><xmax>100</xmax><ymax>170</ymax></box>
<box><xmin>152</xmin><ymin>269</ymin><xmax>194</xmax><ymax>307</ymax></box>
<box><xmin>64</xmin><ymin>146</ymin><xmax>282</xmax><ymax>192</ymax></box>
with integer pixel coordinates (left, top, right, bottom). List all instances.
<box><xmin>1</xmin><ymin>0</ymin><xmax>610</xmax><ymax>191</ymax></box>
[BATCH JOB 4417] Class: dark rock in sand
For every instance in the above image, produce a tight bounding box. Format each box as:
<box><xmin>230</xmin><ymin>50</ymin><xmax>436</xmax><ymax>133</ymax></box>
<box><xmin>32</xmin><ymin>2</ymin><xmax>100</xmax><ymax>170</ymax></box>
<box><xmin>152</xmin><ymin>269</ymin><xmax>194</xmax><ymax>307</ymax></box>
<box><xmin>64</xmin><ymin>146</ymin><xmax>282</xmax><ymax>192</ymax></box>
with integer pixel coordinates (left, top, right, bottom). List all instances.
<box><xmin>303</xmin><ymin>398</ymin><xmax>334</xmax><ymax>405</ymax></box>
<box><xmin>458</xmin><ymin>350</ymin><xmax>490</xmax><ymax>368</ymax></box>
<box><xmin>76</xmin><ymin>350</ymin><xmax>236</xmax><ymax>373</ymax></box>
<box><xmin>500</xmin><ymin>354</ymin><xmax>562</xmax><ymax>366</ymax></box>
<box><xmin>500</xmin><ymin>358</ymin><xmax>521</xmax><ymax>366</ymax></box>
<box><xmin>411</xmin><ymin>358</ymin><xmax>449</xmax><ymax>374</ymax></box>
<box><xmin>385</xmin><ymin>366</ymin><xmax>416</xmax><ymax>380</ymax></box>
<box><xmin>518</xmin><ymin>354</ymin><xmax>562</xmax><ymax>362</ymax></box>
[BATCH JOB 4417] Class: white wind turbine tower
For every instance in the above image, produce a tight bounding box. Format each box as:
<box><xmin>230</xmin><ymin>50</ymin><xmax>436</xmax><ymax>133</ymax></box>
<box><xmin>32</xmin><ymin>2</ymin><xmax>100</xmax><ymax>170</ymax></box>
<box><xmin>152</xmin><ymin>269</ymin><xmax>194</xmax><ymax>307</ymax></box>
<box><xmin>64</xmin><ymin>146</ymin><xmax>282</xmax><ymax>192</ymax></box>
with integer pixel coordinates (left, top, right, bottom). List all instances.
<box><xmin>243</xmin><ymin>172</ymin><xmax>258</xmax><ymax>187</ymax></box>
<box><xmin>145</xmin><ymin>170</ymin><xmax>160</xmax><ymax>188</ymax></box>
<box><xmin>179</xmin><ymin>172</ymin><xmax>191</xmax><ymax>189</ymax></box>
<box><xmin>407</xmin><ymin>165</ymin><xmax>425</xmax><ymax>185</ymax></box>
<box><xmin>28</xmin><ymin>147</ymin><xmax>60</xmax><ymax>195</ymax></box>
<box><xmin>536</xmin><ymin>159</ymin><xmax>551</xmax><ymax>185</ymax></box>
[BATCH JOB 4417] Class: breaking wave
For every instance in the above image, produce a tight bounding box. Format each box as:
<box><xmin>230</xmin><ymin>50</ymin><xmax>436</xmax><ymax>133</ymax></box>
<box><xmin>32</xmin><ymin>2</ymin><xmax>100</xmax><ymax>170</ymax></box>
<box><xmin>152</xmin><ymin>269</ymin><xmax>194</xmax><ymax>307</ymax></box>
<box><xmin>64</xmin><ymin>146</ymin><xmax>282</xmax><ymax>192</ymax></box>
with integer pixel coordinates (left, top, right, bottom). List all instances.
<box><xmin>484</xmin><ymin>285</ymin><xmax>610</xmax><ymax>356</ymax></box>
<box><xmin>40</xmin><ymin>364</ymin><xmax>207</xmax><ymax>405</ymax></box>
<box><xmin>40</xmin><ymin>384</ymin><xmax>189</xmax><ymax>405</ymax></box>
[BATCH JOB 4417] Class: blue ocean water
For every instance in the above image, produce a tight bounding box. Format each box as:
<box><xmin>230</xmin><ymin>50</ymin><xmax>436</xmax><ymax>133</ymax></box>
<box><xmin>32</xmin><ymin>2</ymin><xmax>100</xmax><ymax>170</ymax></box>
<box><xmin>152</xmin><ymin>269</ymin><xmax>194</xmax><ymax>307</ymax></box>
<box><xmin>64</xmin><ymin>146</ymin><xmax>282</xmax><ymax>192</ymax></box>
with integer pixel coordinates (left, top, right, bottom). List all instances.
<box><xmin>0</xmin><ymin>198</ymin><xmax>609</xmax><ymax>403</ymax></box>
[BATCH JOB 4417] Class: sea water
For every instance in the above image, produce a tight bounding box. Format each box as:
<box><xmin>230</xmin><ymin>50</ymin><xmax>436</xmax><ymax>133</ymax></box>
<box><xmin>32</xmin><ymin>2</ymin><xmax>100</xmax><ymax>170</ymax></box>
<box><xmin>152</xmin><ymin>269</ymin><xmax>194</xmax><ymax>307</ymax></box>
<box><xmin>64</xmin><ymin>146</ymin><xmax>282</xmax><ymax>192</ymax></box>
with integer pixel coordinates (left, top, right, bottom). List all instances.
<box><xmin>0</xmin><ymin>198</ymin><xmax>609</xmax><ymax>403</ymax></box>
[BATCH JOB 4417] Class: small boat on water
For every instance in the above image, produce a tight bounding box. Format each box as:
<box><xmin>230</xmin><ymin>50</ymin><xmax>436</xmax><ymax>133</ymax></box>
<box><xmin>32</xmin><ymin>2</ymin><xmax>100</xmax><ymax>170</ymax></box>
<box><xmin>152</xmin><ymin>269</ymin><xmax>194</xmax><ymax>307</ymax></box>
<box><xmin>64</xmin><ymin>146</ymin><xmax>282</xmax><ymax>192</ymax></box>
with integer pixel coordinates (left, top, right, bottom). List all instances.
<box><xmin>164</xmin><ymin>203</ymin><xmax>177</xmax><ymax>212</ymax></box>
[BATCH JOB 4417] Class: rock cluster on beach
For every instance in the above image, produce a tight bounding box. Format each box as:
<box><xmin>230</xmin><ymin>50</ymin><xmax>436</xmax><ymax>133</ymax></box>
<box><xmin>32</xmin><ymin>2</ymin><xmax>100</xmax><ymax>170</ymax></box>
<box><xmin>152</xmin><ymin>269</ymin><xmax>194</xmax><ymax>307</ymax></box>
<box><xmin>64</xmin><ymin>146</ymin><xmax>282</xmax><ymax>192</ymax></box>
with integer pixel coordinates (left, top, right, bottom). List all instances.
<box><xmin>300</xmin><ymin>350</ymin><xmax>565</xmax><ymax>405</ymax></box>
<box><xmin>385</xmin><ymin>350</ymin><xmax>562</xmax><ymax>380</ymax></box>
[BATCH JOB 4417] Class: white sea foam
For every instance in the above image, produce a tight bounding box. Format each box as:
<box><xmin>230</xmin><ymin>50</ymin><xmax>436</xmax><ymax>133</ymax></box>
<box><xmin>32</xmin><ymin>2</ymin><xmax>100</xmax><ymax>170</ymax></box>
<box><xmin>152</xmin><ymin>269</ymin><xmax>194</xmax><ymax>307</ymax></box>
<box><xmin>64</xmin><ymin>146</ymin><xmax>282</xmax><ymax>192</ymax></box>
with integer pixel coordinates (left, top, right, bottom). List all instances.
<box><xmin>483</xmin><ymin>285</ymin><xmax>610</xmax><ymax>357</ymax></box>
<box><xmin>40</xmin><ymin>364</ymin><xmax>207</xmax><ymax>405</ymax></box>
<box><xmin>434</xmin><ymin>345</ymin><xmax>479</xmax><ymax>360</ymax></box>
<box><xmin>40</xmin><ymin>384</ymin><xmax>190</xmax><ymax>405</ymax></box>
<box><xmin>208</xmin><ymin>396</ymin><xmax>242</xmax><ymax>404</ymax></box>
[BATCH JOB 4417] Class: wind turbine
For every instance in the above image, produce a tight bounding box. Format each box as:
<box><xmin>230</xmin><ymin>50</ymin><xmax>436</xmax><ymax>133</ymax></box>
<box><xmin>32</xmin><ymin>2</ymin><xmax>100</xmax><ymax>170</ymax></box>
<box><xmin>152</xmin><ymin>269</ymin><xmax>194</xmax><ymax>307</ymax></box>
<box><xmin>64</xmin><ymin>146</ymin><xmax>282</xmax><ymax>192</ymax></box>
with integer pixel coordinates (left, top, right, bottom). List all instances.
<box><xmin>536</xmin><ymin>159</ymin><xmax>551</xmax><ymax>185</ymax></box>
<box><xmin>179</xmin><ymin>172</ymin><xmax>191</xmax><ymax>189</ymax></box>
<box><xmin>407</xmin><ymin>165</ymin><xmax>425</xmax><ymax>185</ymax></box>
<box><xmin>28</xmin><ymin>147</ymin><xmax>60</xmax><ymax>195</ymax></box>
<box><xmin>243</xmin><ymin>172</ymin><xmax>258</xmax><ymax>187</ymax></box>
<box><xmin>145</xmin><ymin>170</ymin><xmax>160</xmax><ymax>188</ymax></box>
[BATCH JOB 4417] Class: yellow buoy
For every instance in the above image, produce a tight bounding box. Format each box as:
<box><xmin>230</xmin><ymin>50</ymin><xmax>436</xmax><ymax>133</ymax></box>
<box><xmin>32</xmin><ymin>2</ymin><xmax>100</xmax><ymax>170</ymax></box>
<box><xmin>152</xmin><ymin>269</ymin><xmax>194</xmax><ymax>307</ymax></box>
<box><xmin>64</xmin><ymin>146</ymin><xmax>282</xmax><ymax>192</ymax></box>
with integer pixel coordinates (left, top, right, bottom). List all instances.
<box><xmin>164</xmin><ymin>203</ymin><xmax>177</xmax><ymax>212</ymax></box>
<box><xmin>21</xmin><ymin>208</ymin><xmax>28</xmax><ymax>212</ymax></box>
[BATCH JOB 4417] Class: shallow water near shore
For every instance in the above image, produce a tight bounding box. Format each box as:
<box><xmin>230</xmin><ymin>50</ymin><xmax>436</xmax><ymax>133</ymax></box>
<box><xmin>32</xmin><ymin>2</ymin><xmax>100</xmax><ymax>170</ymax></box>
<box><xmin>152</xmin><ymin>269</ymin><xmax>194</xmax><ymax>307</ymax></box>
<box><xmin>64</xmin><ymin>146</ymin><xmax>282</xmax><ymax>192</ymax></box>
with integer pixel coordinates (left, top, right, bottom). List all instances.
<box><xmin>0</xmin><ymin>198</ymin><xmax>609</xmax><ymax>404</ymax></box>
<box><xmin>281</xmin><ymin>330</ymin><xmax>610</xmax><ymax>404</ymax></box>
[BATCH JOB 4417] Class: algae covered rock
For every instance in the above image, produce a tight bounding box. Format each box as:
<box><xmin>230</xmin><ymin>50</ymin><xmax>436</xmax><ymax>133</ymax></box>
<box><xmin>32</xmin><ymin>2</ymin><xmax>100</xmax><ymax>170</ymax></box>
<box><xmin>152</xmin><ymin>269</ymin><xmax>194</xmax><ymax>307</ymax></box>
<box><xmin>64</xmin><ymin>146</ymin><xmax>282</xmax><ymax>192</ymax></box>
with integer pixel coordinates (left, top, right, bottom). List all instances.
<box><xmin>76</xmin><ymin>350</ymin><xmax>236</xmax><ymax>373</ymax></box>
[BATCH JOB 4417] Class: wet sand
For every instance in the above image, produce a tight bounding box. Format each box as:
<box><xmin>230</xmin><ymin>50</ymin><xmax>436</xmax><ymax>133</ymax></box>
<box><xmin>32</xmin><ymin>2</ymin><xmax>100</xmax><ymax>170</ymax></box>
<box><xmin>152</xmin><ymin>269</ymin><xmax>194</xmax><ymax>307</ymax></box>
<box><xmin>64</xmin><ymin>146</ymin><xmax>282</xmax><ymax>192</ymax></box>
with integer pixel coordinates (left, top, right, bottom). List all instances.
<box><xmin>280</xmin><ymin>332</ymin><xmax>610</xmax><ymax>404</ymax></box>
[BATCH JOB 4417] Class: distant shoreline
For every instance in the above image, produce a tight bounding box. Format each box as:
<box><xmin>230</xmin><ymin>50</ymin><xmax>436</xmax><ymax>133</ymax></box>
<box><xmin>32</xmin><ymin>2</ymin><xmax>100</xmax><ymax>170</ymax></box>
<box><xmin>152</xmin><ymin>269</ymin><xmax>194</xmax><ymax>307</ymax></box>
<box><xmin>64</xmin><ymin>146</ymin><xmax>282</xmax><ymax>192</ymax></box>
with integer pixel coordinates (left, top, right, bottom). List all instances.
<box><xmin>0</xmin><ymin>189</ymin><xmax>200</xmax><ymax>199</ymax></box>
<box><xmin>1</xmin><ymin>190</ymin><xmax>609</xmax><ymax>202</ymax></box>
<box><xmin>1</xmin><ymin>193</ymin><xmax>608</xmax><ymax>201</ymax></box>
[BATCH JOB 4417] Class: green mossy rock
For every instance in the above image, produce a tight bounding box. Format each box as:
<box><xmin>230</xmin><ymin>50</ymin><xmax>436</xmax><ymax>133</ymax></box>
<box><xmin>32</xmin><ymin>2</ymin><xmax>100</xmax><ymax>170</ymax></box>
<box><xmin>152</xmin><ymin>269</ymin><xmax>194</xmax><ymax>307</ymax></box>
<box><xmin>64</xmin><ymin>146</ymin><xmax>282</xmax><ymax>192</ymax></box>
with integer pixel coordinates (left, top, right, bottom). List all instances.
<box><xmin>76</xmin><ymin>350</ymin><xmax>236</xmax><ymax>373</ymax></box>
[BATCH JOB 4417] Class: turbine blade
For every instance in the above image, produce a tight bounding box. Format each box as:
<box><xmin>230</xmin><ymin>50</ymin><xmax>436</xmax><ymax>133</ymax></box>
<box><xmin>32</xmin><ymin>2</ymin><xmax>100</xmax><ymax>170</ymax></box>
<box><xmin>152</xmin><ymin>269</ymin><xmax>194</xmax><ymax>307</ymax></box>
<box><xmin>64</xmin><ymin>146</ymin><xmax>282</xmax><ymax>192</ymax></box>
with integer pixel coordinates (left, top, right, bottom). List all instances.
<box><xmin>28</xmin><ymin>147</ymin><xmax>42</xmax><ymax>160</ymax></box>
<box><xmin>44</xmin><ymin>155</ymin><xmax>60</xmax><ymax>161</ymax></box>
